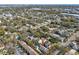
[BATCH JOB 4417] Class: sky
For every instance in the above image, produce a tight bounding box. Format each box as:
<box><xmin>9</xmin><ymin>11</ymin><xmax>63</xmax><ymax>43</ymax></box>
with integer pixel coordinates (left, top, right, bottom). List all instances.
<box><xmin>0</xmin><ymin>0</ymin><xmax>79</xmax><ymax>4</ymax></box>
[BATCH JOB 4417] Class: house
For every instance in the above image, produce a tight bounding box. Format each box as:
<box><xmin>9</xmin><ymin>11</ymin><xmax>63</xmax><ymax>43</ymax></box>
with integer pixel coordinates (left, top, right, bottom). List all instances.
<box><xmin>55</xmin><ymin>29</ymin><xmax>70</xmax><ymax>37</ymax></box>
<box><xmin>69</xmin><ymin>41</ymin><xmax>79</xmax><ymax>51</ymax></box>
<box><xmin>28</xmin><ymin>35</ymin><xmax>34</xmax><ymax>40</ymax></box>
<box><xmin>38</xmin><ymin>37</ymin><xmax>47</xmax><ymax>45</ymax></box>
<box><xmin>39</xmin><ymin>45</ymin><xmax>48</xmax><ymax>54</ymax></box>
<box><xmin>0</xmin><ymin>20</ymin><xmax>1</xmax><ymax>23</ymax></box>
<box><xmin>44</xmin><ymin>41</ymin><xmax>51</xmax><ymax>48</ymax></box>
<box><xmin>2</xmin><ymin>13</ymin><xmax>12</xmax><ymax>17</ymax></box>
<box><xmin>35</xmin><ymin>45</ymin><xmax>42</xmax><ymax>54</ymax></box>
<box><xmin>52</xmin><ymin>34</ymin><xmax>65</xmax><ymax>42</ymax></box>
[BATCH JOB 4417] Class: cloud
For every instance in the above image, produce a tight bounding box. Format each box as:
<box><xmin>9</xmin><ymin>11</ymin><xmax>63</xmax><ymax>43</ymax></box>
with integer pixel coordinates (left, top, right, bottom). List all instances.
<box><xmin>0</xmin><ymin>0</ymin><xmax>79</xmax><ymax>4</ymax></box>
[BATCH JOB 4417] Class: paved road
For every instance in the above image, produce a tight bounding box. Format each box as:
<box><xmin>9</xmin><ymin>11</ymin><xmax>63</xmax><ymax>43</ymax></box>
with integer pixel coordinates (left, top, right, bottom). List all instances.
<box><xmin>32</xmin><ymin>20</ymin><xmax>52</xmax><ymax>29</ymax></box>
<box><xmin>18</xmin><ymin>40</ymin><xmax>39</xmax><ymax>55</ymax></box>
